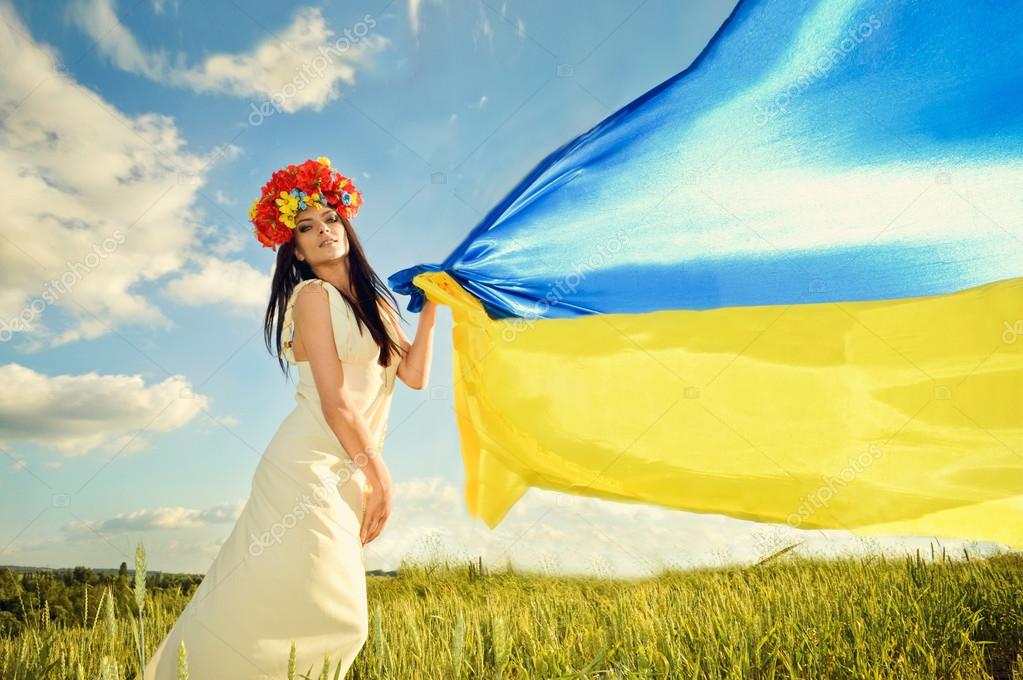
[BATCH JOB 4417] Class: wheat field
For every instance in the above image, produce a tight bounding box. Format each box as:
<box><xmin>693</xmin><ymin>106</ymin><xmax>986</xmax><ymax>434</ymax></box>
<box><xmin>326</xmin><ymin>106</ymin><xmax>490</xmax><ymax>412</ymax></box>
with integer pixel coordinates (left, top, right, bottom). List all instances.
<box><xmin>2</xmin><ymin>543</ymin><xmax>1022</xmax><ymax>679</ymax></box>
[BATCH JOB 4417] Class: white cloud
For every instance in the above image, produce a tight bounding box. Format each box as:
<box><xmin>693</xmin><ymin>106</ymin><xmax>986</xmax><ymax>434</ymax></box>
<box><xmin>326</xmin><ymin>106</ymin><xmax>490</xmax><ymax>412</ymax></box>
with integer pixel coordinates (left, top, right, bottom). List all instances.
<box><xmin>408</xmin><ymin>0</ymin><xmax>423</xmax><ymax>34</ymax></box>
<box><xmin>70</xmin><ymin>1</ymin><xmax>389</xmax><ymax>113</ymax></box>
<box><xmin>472</xmin><ymin>3</ymin><xmax>494</xmax><ymax>52</ymax></box>
<box><xmin>210</xmin><ymin>415</ymin><xmax>240</xmax><ymax>427</ymax></box>
<box><xmin>68</xmin><ymin>0</ymin><xmax>165</xmax><ymax>79</ymax></box>
<box><xmin>355</xmin><ymin>476</ymin><xmax>1012</xmax><ymax>578</ymax></box>
<box><xmin>163</xmin><ymin>255</ymin><xmax>271</xmax><ymax>314</ymax></box>
<box><xmin>0</xmin><ymin>363</ymin><xmax>208</xmax><ymax>457</ymax></box>
<box><xmin>32</xmin><ymin>474</ymin><xmax>1008</xmax><ymax>576</ymax></box>
<box><xmin>196</xmin><ymin>222</ymin><xmax>249</xmax><ymax>258</ymax></box>
<box><xmin>67</xmin><ymin>498</ymin><xmax>245</xmax><ymax>532</ymax></box>
<box><xmin>0</xmin><ymin>3</ymin><xmax>248</xmax><ymax>347</ymax></box>
<box><xmin>150</xmin><ymin>0</ymin><xmax>177</xmax><ymax>14</ymax></box>
<box><xmin>101</xmin><ymin>434</ymin><xmax>151</xmax><ymax>456</ymax></box>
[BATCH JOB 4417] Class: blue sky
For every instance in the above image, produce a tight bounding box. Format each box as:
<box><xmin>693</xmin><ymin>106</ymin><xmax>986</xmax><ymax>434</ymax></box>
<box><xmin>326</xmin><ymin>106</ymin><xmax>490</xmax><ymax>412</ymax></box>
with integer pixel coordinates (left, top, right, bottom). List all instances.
<box><xmin>0</xmin><ymin>0</ymin><xmax>1004</xmax><ymax>577</ymax></box>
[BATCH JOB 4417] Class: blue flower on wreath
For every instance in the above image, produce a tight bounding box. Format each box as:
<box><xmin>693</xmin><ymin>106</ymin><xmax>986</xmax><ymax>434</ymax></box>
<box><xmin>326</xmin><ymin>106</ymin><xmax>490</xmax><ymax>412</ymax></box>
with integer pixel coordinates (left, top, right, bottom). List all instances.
<box><xmin>290</xmin><ymin>187</ymin><xmax>316</xmax><ymax>211</ymax></box>
<box><xmin>340</xmin><ymin>191</ymin><xmax>352</xmax><ymax>206</ymax></box>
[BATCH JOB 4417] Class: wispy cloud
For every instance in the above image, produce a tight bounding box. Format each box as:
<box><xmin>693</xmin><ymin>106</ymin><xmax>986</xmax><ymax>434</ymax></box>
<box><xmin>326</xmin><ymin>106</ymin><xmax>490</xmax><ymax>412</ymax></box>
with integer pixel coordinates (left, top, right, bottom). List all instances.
<box><xmin>408</xmin><ymin>0</ymin><xmax>424</xmax><ymax>35</ymax></box>
<box><xmin>69</xmin><ymin>1</ymin><xmax>389</xmax><ymax>112</ymax></box>
<box><xmin>67</xmin><ymin>499</ymin><xmax>245</xmax><ymax>532</ymax></box>
<box><xmin>472</xmin><ymin>2</ymin><xmax>494</xmax><ymax>52</ymax></box>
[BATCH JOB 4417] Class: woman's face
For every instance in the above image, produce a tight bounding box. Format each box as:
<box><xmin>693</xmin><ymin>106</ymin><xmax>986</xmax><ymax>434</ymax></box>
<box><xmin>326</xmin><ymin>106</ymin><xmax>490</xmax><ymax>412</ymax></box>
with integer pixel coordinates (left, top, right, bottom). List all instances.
<box><xmin>293</xmin><ymin>205</ymin><xmax>350</xmax><ymax>266</ymax></box>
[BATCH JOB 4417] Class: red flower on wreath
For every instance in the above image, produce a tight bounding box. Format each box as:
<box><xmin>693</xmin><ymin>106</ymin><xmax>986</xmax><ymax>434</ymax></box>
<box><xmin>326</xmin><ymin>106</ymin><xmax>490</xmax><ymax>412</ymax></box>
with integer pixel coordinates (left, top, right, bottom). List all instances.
<box><xmin>248</xmin><ymin>156</ymin><xmax>363</xmax><ymax>250</ymax></box>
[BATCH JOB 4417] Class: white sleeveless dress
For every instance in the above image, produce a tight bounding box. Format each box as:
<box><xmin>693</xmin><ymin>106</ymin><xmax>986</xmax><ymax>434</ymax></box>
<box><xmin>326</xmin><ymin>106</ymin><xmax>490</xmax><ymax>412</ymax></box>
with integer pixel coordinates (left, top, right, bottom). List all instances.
<box><xmin>142</xmin><ymin>278</ymin><xmax>401</xmax><ymax>680</ymax></box>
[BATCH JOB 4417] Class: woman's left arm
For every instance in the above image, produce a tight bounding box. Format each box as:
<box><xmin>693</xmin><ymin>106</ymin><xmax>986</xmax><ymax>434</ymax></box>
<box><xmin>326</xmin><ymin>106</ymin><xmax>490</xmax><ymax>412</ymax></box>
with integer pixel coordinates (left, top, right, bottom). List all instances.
<box><xmin>383</xmin><ymin>299</ymin><xmax>437</xmax><ymax>390</ymax></box>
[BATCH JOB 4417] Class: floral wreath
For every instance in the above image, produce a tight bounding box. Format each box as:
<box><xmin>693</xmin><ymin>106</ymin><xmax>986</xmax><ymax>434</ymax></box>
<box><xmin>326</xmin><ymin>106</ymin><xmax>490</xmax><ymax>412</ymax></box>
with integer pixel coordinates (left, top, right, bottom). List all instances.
<box><xmin>248</xmin><ymin>156</ymin><xmax>363</xmax><ymax>250</ymax></box>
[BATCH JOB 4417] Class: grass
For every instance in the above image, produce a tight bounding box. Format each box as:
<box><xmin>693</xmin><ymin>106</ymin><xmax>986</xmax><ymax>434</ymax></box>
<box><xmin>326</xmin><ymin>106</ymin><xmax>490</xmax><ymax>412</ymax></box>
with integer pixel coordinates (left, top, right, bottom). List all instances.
<box><xmin>1</xmin><ymin>542</ymin><xmax>1022</xmax><ymax>679</ymax></box>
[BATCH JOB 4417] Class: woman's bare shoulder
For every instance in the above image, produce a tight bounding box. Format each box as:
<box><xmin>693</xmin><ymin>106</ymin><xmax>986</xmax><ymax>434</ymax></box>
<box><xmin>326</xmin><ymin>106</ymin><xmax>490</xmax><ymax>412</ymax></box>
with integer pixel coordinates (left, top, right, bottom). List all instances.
<box><xmin>293</xmin><ymin>280</ymin><xmax>331</xmax><ymax>316</ymax></box>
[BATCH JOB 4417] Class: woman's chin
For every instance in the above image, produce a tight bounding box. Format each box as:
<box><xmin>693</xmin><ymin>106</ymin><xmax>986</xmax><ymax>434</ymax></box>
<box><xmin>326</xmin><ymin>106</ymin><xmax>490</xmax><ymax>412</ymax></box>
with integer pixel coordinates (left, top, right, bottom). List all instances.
<box><xmin>313</xmin><ymin>248</ymin><xmax>347</xmax><ymax>263</ymax></box>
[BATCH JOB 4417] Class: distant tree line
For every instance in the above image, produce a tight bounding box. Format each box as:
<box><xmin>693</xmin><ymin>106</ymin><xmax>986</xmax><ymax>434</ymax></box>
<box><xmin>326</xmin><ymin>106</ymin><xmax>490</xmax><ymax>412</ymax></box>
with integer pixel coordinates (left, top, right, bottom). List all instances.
<box><xmin>0</xmin><ymin>565</ymin><xmax>201</xmax><ymax>637</ymax></box>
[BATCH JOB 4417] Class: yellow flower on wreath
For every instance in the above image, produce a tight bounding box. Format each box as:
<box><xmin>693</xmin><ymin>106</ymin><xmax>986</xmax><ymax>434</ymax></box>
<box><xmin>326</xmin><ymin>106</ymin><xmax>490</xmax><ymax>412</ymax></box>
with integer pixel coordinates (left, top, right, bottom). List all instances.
<box><xmin>275</xmin><ymin>191</ymin><xmax>299</xmax><ymax>229</ymax></box>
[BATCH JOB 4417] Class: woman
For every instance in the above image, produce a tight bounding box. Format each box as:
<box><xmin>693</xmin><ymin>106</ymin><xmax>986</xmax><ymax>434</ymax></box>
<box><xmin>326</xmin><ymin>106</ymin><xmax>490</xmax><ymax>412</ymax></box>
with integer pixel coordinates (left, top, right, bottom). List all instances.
<box><xmin>143</xmin><ymin>157</ymin><xmax>437</xmax><ymax>679</ymax></box>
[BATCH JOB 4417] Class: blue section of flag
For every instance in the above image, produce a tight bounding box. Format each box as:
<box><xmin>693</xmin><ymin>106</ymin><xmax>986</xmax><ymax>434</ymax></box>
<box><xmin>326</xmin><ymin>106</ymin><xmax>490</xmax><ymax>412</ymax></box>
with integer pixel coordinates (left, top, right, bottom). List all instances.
<box><xmin>390</xmin><ymin>0</ymin><xmax>1023</xmax><ymax>318</ymax></box>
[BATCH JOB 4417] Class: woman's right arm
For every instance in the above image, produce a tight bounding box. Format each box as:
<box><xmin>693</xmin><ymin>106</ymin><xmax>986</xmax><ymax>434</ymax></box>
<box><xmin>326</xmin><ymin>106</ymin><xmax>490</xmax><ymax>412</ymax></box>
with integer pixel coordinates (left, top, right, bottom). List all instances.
<box><xmin>292</xmin><ymin>282</ymin><xmax>392</xmax><ymax>543</ymax></box>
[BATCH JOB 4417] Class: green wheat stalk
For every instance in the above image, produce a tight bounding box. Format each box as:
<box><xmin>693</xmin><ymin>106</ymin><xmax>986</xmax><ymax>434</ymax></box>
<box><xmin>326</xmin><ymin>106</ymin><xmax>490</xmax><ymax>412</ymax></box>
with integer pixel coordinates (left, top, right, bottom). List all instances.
<box><xmin>176</xmin><ymin>640</ymin><xmax>189</xmax><ymax>680</ymax></box>
<box><xmin>134</xmin><ymin>542</ymin><xmax>148</xmax><ymax>675</ymax></box>
<box><xmin>451</xmin><ymin>609</ymin><xmax>465</xmax><ymax>679</ymax></box>
<box><xmin>104</xmin><ymin>586</ymin><xmax>117</xmax><ymax>656</ymax></box>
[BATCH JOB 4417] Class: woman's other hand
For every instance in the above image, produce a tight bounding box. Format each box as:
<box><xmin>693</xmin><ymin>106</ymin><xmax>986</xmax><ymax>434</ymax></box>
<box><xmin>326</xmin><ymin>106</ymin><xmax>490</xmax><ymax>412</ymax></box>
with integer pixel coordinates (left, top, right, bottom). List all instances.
<box><xmin>360</xmin><ymin>467</ymin><xmax>393</xmax><ymax>545</ymax></box>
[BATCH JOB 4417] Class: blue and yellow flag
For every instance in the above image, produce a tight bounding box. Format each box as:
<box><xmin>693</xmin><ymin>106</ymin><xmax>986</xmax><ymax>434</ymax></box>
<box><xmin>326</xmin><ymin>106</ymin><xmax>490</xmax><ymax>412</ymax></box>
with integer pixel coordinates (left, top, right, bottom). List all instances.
<box><xmin>389</xmin><ymin>0</ymin><xmax>1023</xmax><ymax>547</ymax></box>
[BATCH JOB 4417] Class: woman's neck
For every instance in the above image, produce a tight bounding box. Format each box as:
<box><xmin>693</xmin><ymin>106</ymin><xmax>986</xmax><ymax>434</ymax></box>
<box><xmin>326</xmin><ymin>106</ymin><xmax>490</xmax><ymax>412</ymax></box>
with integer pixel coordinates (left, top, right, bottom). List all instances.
<box><xmin>311</xmin><ymin>261</ymin><xmax>355</xmax><ymax>299</ymax></box>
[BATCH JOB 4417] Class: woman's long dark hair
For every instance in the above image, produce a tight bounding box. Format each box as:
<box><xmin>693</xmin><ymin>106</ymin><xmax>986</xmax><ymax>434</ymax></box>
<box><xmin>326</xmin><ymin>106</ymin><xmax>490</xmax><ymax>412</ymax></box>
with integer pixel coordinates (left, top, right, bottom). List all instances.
<box><xmin>263</xmin><ymin>211</ymin><xmax>408</xmax><ymax>375</ymax></box>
